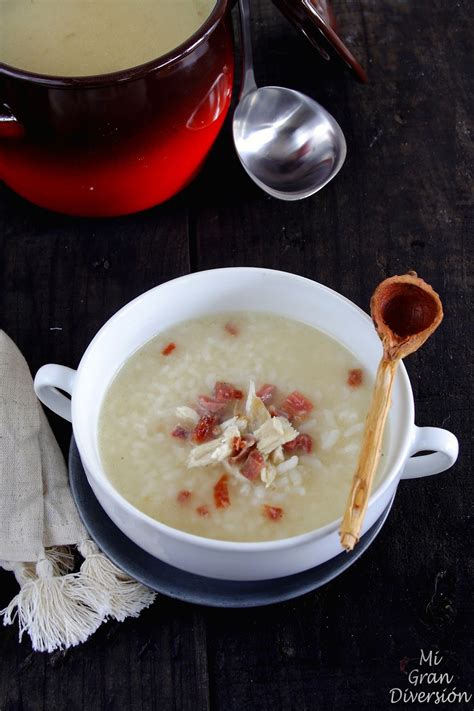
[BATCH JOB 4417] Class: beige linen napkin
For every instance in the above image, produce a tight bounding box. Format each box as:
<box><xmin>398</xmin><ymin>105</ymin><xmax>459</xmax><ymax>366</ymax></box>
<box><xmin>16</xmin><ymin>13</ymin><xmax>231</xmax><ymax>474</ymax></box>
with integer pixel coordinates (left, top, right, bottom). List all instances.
<box><xmin>0</xmin><ymin>331</ymin><xmax>156</xmax><ymax>652</ymax></box>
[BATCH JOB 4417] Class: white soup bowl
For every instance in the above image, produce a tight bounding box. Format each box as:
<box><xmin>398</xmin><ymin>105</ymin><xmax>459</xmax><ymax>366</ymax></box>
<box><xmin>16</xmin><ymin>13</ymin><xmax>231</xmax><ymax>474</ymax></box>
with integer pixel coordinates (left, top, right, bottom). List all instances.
<box><xmin>34</xmin><ymin>268</ymin><xmax>459</xmax><ymax>581</ymax></box>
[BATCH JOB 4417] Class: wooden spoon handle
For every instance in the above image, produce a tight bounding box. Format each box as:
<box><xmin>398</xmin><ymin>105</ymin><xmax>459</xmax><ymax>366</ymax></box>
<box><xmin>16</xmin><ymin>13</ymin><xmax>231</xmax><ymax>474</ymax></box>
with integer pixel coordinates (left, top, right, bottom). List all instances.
<box><xmin>340</xmin><ymin>357</ymin><xmax>399</xmax><ymax>550</ymax></box>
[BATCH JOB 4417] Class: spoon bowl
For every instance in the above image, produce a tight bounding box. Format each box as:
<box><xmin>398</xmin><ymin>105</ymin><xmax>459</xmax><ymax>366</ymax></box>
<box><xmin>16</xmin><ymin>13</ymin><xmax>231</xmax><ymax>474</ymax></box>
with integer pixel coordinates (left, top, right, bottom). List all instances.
<box><xmin>233</xmin><ymin>0</ymin><xmax>347</xmax><ymax>200</ymax></box>
<box><xmin>371</xmin><ymin>272</ymin><xmax>444</xmax><ymax>359</ymax></box>
<box><xmin>233</xmin><ymin>86</ymin><xmax>347</xmax><ymax>200</ymax></box>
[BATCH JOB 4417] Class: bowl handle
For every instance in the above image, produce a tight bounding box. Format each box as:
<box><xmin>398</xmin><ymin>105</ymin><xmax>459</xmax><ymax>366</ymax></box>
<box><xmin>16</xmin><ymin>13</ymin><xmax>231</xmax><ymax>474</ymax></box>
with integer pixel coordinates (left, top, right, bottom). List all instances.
<box><xmin>401</xmin><ymin>425</ymin><xmax>459</xmax><ymax>479</ymax></box>
<box><xmin>34</xmin><ymin>364</ymin><xmax>77</xmax><ymax>423</ymax></box>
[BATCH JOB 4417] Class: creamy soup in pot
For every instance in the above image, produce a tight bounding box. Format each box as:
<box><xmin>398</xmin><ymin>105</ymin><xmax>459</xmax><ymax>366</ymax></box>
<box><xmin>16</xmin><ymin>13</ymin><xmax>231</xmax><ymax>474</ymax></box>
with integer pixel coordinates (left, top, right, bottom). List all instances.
<box><xmin>98</xmin><ymin>312</ymin><xmax>388</xmax><ymax>542</ymax></box>
<box><xmin>0</xmin><ymin>0</ymin><xmax>216</xmax><ymax>77</ymax></box>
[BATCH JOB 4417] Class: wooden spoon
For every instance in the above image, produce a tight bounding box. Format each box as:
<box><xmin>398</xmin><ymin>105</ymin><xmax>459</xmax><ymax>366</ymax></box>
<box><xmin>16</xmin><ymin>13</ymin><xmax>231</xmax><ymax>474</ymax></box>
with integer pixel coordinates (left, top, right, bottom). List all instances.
<box><xmin>339</xmin><ymin>271</ymin><xmax>444</xmax><ymax>551</ymax></box>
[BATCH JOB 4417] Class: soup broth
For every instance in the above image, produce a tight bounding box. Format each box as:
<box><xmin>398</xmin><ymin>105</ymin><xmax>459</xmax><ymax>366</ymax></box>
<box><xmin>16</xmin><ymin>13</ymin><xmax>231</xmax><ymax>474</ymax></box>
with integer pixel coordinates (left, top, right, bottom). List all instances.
<box><xmin>98</xmin><ymin>312</ymin><xmax>388</xmax><ymax>542</ymax></box>
<box><xmin>0</xmin><ymin>0</ymin><xmax>216</xmax><ymax>76</ymax></box>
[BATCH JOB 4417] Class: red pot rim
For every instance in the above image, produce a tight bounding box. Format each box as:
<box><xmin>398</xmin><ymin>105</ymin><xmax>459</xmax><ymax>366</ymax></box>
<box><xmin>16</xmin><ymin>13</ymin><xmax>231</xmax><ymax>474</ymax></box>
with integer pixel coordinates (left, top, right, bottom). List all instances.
<box><xmin>0</xmin><ymin>0</ymin><xmax>231</xmax><ymax>88</ymax></box>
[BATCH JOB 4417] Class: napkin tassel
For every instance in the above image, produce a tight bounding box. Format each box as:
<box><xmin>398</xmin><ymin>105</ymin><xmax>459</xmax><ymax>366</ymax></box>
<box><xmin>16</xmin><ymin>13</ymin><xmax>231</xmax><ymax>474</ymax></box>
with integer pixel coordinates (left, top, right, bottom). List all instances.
<box><xmin>77</xmin><ymin>539</ymin><xmax>156</xmax><ymax>621</ymax></box>
<box><xmin>1</xmin><ymin>543</ymin><xmax>155</xmax><ymax>652</ymax></box>
<box><xmin>1</xmin><ymin>549</ymin><xmax>103</xmax><ymax>653</ymax></box>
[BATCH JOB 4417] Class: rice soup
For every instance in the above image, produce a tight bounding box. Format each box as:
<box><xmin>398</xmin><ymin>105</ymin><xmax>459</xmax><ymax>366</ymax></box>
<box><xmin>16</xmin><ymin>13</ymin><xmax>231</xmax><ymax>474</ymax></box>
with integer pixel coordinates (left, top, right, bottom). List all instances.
<box><xmin>98</xmin><ymin>312</ymin><xmax>387</xmax><ymax>542</ymax></box>
<box><xmin>0</xmin><ymin>0</ymin><xmax>216</xmax><ymax>77</ymax></box>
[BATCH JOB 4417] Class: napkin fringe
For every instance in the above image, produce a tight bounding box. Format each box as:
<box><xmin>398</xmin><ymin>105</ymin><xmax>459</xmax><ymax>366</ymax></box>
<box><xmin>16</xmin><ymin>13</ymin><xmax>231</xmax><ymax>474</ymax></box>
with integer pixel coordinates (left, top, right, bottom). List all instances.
<box><xmin>1</xmin><ymin>556</ymin><xmax>103</xmax><ymax>652</ymax></box>
<box><xmin>78</xmin><ymin>540</ymin><xmax>156</xmax><ymax>621</ymax></box>
<box><xmin>1</xmin><ymin>543</ymin><xmax>156</xmax><ymax>652</ymax></box>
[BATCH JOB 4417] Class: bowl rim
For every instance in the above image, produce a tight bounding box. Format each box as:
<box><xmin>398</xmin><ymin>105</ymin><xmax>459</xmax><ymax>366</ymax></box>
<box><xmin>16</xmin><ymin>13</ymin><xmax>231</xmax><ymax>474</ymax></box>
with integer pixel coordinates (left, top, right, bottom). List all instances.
<box><xmin>0</xmin><ymin>0</ymin><xmax>229</xmax><ymax>88</ymax></box>
<box><xmin>73</xmin><ymin>267</ymin><xmax>414</xmax><ymax>551</ymax></box>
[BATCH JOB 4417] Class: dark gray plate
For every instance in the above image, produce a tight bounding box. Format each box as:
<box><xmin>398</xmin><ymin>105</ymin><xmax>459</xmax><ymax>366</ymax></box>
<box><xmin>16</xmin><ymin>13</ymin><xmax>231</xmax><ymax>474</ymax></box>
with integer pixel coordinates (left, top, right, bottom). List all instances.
<box><xmin>69</xmin><ymin>438</ymin><xmax>393</xmax><ymax>608</ymax></box>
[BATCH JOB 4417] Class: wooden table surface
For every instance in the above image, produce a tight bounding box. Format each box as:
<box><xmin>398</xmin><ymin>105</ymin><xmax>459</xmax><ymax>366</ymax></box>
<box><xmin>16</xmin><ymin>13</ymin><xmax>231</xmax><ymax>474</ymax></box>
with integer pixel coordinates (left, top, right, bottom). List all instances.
<box><xmin>1</xmin><ymin>1</ymin><xmax>472</xmax><ymax>709</ymax></box>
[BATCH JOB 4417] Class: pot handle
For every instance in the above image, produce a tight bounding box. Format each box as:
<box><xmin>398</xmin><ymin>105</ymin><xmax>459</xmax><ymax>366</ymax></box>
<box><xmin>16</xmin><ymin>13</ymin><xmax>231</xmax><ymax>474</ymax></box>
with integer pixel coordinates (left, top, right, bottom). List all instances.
<box><xmin>0</xmin><ymin>103</ymin><xmax>24</xmax><ymax>139</ymax></box>
<box><xmin>34</xmin><ymin>365</ymin><xmax>77</xmax><ymax>423</ymax></box>
<box><xmin>401</xmin><ymin>425</ymin><xmax>459</xmax><ymax>479</ymax></box>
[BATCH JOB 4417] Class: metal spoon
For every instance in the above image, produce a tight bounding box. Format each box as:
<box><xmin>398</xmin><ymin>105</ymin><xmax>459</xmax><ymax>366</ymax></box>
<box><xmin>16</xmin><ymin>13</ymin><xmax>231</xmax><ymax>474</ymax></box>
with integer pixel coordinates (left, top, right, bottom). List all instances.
<box><xmin>232</xmin><ymin>0</ymin><xmax>347</xmax><ymax>200</ymax></box>
<box><xmin>340</xmin><ymin>272</ymin><xmax>444</xmax><ymax>551</ymax></box>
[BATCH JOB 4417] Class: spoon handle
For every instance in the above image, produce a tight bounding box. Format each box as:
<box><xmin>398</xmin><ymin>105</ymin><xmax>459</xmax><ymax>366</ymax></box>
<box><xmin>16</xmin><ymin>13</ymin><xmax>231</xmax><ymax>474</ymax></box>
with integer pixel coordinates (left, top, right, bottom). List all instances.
<box><xmin>340</xmin><ymin>357</ymin><xmax>399</xmax><ymax>550</ymax></box>
<box><xmin>238</xmin><ymin>0</ymin><xmax>258</xmax><ymax>98</ymax></box>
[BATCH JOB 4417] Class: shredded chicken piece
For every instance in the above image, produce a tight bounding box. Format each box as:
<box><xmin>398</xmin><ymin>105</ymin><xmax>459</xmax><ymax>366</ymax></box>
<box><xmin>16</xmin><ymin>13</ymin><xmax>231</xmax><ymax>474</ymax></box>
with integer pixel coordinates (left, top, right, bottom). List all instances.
<box><xmin>220</xmin><ymin>415</ymin><xmax>248</xmax><ymax>432</ymax></box>
<box><xmin>187</xmin><ymin>424</ymin><xmax>240</xmax><ymax>467</ymax></box>
<box><xmin>245</xmin><ymin>380</ymin><xmax>271</xmax><ymax>430</ymax></box>
<box><xmin>261</xmin><ymin>463</ymin><xmax>278</xmax><ymax>488</ymax></box>
<box><xmin>270</xmin><ymin>446</ymin><xmax>285</xmax><ymax>465</ymax></box>
<box><xmin>254</xmin><ymin>416</ymin><xmax>298</xmax><ymax>456</ymax></box>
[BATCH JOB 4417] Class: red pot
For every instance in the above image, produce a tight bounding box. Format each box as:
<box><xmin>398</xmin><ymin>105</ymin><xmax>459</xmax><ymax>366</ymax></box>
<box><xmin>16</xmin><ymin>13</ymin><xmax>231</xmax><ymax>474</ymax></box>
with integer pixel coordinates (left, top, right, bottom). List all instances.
<box><xmin>0</xmin><ymin>1</ymin><xmax>234</xmax><ymax>216</ymax></box>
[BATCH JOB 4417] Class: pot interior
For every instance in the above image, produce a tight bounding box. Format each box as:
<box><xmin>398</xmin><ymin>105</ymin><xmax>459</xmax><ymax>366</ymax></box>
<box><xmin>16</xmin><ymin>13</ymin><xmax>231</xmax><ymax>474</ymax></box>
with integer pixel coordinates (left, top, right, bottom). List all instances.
<box><xmin>0</xmin><ymin>0</ymin><xmax>222</xmax><ymax>81</ymax></box>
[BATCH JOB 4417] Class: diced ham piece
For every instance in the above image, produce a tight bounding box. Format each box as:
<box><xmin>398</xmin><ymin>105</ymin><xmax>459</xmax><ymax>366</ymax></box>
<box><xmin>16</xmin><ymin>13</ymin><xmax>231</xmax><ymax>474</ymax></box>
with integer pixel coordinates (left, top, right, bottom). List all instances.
<box><xmin>240</xmin><ymin>449</ymin><xmax>265</xmax><ymax>480</ymax></box>
<box><xmin>214</xmin><ymin>474</ymin><xmax>231</xmax><ymax>509</ymax></box>
<box><xmin>197</xmin><ymin>395</ymin><xmax>227</xmax><ymax>415</ymax></box>
<box><xmin>263</xmin><ymin>504</ymin><xmax>284</xmax><ymax>521</ymax></box>
<box><xmin>196</xmin><ymin>505</ymin><xmax>210</xmax><ymax>517</ymax></box>
<box><xmin>177</xmin><ymin>489</ymin><xmax>192</xmax><ymax>503</ymax></box>
<box><xmin>256</xmin><ymin>384</ymin><xmax>276</xmax><ymax>405</ymax></box>
<box><xmin>281</xmin><ymin>391</ymin><xmax>314</xmax><ymax>418</ymax></box>
<box><xmin>193</xmin><ymin>414</ymin><xmax>217</xmax><ymax>443</ymax></box>
<box><xmin>230</xmin><ymin>434</ymin><xmax>256</xmax><ymax>463</ymax></box>
<box><xmin>171</xmin><ymin>425</ymin><xmax>188</xmax><ymax>440</ymax></box>
<box><xmin>225</xmin><ymin>322</ymin><xmax>238</xmax><ymax>336</ymax></box>
<box><xmin>214</xmin><ymin>382</ymin><xmax>243</xmax><ymax>401</ymax></box>
<box><xmin>283</xmin><ymin>433</ymin><xmax>313</xmax><ymax>454</ymax></box>
<box><xmin>162</xmin><ymin>342</ymin><xmax>176</xmax><ymax>356</ymax></box>
<box><xmin>348</xmin><ymin>368</ymin><xmax>363</xmax><ymax>387</ymax></box>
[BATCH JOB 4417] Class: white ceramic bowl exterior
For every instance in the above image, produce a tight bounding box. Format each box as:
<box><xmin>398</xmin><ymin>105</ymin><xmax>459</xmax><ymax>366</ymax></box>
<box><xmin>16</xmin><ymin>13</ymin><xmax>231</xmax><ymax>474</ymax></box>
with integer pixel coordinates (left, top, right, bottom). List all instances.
<box><xmin>34</xmin><ymin>269</ymin><xmax>459</xmax><ymax>581</ymax></box>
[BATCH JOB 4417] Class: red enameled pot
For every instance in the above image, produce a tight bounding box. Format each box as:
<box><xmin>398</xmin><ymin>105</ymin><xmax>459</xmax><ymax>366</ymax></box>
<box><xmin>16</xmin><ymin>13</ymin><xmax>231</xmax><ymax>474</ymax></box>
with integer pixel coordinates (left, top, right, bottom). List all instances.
<box><xmin>0</xmin><ymin>0</ymin><xmax>234</xmax><ymax>216</ymax></box>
